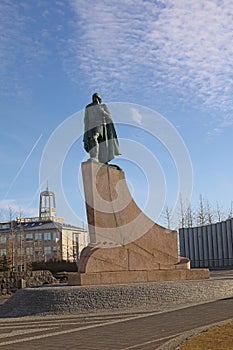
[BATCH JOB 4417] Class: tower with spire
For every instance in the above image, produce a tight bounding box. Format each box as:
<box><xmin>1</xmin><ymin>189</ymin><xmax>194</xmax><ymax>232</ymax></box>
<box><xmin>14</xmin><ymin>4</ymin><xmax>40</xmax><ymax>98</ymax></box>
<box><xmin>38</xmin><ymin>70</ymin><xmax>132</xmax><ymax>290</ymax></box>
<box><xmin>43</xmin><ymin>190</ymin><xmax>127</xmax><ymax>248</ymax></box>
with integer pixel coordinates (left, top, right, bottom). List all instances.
<box><xmin>39</xmin><ymin>184</ymin><xmax>56</xmax><ymax>219</ymax></box>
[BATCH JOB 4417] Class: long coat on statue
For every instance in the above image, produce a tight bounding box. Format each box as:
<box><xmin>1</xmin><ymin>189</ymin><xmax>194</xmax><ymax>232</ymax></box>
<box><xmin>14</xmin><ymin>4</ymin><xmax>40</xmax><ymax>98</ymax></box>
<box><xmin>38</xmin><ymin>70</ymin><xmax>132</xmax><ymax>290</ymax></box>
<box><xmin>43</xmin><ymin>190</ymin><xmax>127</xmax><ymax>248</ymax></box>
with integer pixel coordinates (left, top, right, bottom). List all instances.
<box><xmin>83</xmin><ymin>103</ymin><xmax>121</xmax><ymax>163</ymax></box>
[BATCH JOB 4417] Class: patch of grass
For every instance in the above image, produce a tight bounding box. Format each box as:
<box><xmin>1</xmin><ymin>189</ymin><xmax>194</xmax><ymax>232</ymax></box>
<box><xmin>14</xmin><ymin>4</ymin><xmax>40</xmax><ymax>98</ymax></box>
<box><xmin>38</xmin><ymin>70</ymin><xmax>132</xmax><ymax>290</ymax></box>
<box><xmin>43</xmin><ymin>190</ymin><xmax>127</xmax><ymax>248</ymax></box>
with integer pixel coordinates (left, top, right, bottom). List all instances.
<box><xmin>180</xmin><ymin>322</ymin><xmax>233</xmax><ymax>350</ymax></box>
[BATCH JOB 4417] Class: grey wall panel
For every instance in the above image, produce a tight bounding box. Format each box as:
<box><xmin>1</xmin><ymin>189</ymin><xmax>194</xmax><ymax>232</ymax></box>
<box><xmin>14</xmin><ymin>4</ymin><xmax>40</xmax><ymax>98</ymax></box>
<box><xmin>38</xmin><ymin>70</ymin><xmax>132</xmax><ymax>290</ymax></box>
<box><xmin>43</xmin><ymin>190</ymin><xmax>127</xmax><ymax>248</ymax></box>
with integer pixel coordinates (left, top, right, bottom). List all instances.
<box><xmin>212</xmin><ymin>224</ymin><xmax>219</xmax><ymax>267</ymax></box>
<box><xmin>198</xmin><ymin>227</ymin><xmax>204</xmax><ymax>267</ymax></box>
<box><xmin>207</xmin><ymin>224</ymin><xmax>214</xmax><ymax>268</ymax></box>
<box><xmin>202</xmin><ymin>225</ymin><xmax>209</xmax><ymax>267</ymax></box>
<box><xmin>216</xmin><ymin>223</ymin><xmax>223</xmax><ymax>267</ymax></box>
<box><xmin>230</xmin><ymin>219</ymin><xmax>233</xmax><ymax>265</ymax></box>
<box><xmin>221</xmin><ymin>221</ymin><xmax>228</xmax><ymax>266</ymax></box>
<box><xmin>179</xmin><ymin>229</ymin><xmax>185</xmax><ymax>257</ymax></box>
<box><xmin>184</xmin><ymin>228</ymin><xmax>190</xmax><ymax>259</ymax></box>
<box><xmin>193</xmin><ymin>227</ymin><xmax>199</xmax><ymax>268</ymax></box>
<box><xmin>189</xmin><ymin>228</ymin><xmax>195</xmax><ymax>263</ymax></box>
<box><xmin>226</xmin><ymin>220</ymin><xmax>233</xmax><ymax>264</ymax></box>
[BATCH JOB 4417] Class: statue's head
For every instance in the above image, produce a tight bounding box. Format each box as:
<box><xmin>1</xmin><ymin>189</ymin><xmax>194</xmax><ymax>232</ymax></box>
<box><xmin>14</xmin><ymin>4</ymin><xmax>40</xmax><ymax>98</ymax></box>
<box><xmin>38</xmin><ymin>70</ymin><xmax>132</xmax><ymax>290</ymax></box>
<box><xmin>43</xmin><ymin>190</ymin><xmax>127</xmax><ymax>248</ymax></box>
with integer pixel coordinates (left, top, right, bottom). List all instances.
<box><xmin>92</xmin><ymin>92</ymin><xmax>102</xmax><ymax>104</ymax></box>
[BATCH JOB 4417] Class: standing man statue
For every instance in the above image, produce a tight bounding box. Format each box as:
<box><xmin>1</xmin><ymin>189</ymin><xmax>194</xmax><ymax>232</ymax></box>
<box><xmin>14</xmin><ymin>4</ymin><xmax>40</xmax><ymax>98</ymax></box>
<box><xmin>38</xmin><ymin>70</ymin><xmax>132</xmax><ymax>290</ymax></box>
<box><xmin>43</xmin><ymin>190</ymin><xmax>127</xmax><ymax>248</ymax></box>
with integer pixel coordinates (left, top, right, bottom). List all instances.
<box><xmin>83</xmin><ymin>92</ymin><xmax>121</xmax><ymax>164</ymax></box>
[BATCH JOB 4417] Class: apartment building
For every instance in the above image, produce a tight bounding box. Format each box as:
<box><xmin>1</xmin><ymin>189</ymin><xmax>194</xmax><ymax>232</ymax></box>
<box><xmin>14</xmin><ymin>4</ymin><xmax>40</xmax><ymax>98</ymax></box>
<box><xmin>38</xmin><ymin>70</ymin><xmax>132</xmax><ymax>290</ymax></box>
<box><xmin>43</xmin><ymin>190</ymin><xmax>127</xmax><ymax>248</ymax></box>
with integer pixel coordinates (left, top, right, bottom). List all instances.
<box><xmin>0</xmin><ymin>187</ymin><xmax>88</xmax><ymax>271</ymax></box>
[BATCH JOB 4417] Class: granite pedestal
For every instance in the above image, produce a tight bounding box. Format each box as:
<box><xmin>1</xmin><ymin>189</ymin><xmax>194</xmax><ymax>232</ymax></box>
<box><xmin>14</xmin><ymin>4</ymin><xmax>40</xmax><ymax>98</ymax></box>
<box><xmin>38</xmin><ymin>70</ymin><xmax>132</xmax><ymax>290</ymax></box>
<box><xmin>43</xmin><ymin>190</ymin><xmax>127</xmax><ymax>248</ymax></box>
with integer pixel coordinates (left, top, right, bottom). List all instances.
<box><xmin>69</xmin><ymin>162</ymin><xmax>209</xmax><ymax>286</ymax></box>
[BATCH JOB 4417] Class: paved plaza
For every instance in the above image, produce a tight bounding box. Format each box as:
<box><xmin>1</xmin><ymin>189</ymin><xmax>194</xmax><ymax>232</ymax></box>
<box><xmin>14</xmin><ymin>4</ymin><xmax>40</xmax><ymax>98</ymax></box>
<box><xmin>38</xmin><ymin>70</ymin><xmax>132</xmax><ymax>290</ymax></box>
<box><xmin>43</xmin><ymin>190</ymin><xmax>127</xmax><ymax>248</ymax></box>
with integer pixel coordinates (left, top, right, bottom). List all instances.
<box><xmin>0</xmin><ymin>270</ymin><xmax>232</xmax><ymax>349</ymax></box>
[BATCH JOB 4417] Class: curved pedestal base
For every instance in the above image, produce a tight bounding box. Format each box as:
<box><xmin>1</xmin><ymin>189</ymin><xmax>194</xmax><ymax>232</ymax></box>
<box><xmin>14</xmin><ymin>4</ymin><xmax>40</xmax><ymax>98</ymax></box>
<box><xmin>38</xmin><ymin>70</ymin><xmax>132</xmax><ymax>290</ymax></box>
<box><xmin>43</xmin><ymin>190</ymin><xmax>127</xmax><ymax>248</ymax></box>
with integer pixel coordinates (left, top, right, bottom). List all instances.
<box><xmin>71</xmin><ymin>162</ymin><xmax>209</xmax><ymax>285</ymax></box>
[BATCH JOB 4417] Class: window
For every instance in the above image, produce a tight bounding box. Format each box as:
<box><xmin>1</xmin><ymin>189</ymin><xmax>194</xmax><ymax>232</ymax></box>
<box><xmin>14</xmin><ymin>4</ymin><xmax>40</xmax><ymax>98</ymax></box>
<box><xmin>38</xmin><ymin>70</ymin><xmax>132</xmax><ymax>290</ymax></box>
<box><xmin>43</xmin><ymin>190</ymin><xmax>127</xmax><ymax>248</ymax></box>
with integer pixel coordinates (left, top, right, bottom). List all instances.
<box><xmin>26</xmin><ymin>247</ymin><xmax>33</xmax><ymax>255</ymax></box>
<box><xmin>0</xmin><ymin>249</ymin><xmax>7</xmax><ymax>256</ymax></box>
<box><xmin>44</xmin><ymin>232</ymin><xmax>51</xmax><ymax>241</ymax></box>
<box><xmin>44</xmin><ymin>246</ymin><xmax>51</xmax><ymax>256</ymax></box>
<box><xmin>35</xmin><ymin>233</ymin><xmax>42</xmax><ymax>241</ymax></box>
<box><xmin>52</xmin><ymin>232</ymin><xmax>60</xmax><ymax>242</ymax></box>
<box><xmin>26</xmin><ymin>233</ymin><xmax>33</xmax><ymax>241</ymax></box>
<box><xmin>0</xmin><ymin>235</ymin><xmax>6</xmax><ymax>243</ymax></box>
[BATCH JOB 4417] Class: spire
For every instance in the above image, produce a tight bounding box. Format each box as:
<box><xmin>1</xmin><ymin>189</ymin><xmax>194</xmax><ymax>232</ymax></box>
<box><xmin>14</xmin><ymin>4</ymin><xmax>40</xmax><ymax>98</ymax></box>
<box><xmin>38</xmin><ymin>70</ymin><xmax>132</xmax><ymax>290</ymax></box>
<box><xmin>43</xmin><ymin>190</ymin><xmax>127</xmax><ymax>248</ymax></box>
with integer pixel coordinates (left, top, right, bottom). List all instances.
<box><xmin>39</xmin><ymin>184</ymin><xmax>56</xmax><ymax>219</ymax></box>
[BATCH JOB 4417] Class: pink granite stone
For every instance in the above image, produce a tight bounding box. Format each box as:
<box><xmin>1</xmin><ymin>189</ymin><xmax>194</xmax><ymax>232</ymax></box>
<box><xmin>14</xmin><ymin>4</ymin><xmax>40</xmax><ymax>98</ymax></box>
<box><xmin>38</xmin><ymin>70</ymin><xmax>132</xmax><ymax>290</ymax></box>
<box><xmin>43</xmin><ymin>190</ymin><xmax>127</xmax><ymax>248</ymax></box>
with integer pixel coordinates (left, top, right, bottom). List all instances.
<box><xmin>73</xmin><ymin>161</ymin><xmax>209</xmax><ymax>285</ymax></box>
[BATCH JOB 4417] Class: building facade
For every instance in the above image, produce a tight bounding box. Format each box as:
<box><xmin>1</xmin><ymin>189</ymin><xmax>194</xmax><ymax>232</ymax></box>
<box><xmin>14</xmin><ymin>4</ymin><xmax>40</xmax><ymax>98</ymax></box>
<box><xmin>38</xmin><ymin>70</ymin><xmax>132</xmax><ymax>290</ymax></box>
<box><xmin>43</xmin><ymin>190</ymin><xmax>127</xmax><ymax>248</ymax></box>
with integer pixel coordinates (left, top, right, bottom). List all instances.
<box><xmin>0</xmin><ymin>187</ymin><xmax>88</xmax><ymax>271</ymax></box>
<box><xmin>0</xmin><ymin>217</ymin><xmax>87</xmax><ymax>271</ymax></box>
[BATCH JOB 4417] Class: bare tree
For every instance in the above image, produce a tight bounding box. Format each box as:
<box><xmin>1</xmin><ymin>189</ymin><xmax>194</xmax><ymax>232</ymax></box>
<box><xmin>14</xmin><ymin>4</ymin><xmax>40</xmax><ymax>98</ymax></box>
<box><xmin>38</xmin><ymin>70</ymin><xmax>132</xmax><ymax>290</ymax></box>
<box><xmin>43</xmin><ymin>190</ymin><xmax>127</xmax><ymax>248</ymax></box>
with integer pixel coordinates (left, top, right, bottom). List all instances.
<box><xmin>227</xmin><ymin>201</ymin><xmax>233</xmax><ymax>219</ymax></box>
<box><xmin>206</xmin><ymin>200</ymin><xmax>214</xmax><ymax>224</ymax></box>
<box><xmin>18</xmin><ymin>207</ymin><xmax>24</xmax><ymax>219</ymax></box>
<box><xmin>177</xmin><ymin>196</ymin><xmax>233</xmax><ymax>229</ymax></box>
<box><xmin>178</xmin><ymin>194</ymin><xmax>185</xmax><ymax>229</ymax></box>
<box><xmin>215</xmin><ymin>202</ymin><xmax>224</xmax><ymax>222</ymax></box>
<box><xmin>196</xmin><ymin>194</ymin><xmax>207</xmax><ymax>226</ymax></box>
<box><xmin>8</xmin><ymin>206</ymin><xmax>14</xmax><ymax>222</ymax></box>
<box><xmin>185</xmin><ymin>204</ymin><xmax>194</xmax><ymax>228</ymax></box>
<box><xmin>164</xmin><ymin>205</ymin><xmax>172</xmax><ymax>230</ymax></box>
<box><xmin>178</xmin><ymin>194</ymin><xmax>196</xmax><ymax>228</ymax></box>
<box><xmin>7</xmin><ymin>206</ymin><xmax>15</xmax><ymax>271</ymax></box>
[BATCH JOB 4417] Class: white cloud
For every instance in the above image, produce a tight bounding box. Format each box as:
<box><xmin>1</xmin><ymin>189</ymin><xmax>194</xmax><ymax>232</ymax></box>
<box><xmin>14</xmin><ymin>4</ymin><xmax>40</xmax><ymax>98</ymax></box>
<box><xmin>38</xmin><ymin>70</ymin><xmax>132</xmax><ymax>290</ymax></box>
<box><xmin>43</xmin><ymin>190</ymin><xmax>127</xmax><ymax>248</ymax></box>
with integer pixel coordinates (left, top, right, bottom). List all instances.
<box><xmin>2</xmin><ymin>0</ymin><xmax>233</xmax><ymax>126</ymax></box>
<box><xmin>0</xmin><ymin>199</ymin><xmax>38</xmax><ymax>220</ymax></box>
<box><xmin>0</xmin><ymin>0</ymin><xmax>62</xmax><ymax>96</ymax></box>
<box><xmin>130</xmin><ymin>107</ymin><xmax>143</xmax><ymax>125</ymax></box>
<box><xmin>66</xmin><ymin>0</ymin><xmax>233</xmax><ymax>124</ymax></box>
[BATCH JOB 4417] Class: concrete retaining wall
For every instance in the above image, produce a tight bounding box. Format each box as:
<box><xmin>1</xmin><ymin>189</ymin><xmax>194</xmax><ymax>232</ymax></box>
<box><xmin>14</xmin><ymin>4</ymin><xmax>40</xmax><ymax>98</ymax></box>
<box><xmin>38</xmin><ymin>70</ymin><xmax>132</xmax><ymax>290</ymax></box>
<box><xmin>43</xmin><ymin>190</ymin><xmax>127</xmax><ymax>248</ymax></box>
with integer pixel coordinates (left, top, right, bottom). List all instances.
<box><xmin>1</xmin><ymin>278</ymin><xmax>233</xmax><ymax>318</ymax></box>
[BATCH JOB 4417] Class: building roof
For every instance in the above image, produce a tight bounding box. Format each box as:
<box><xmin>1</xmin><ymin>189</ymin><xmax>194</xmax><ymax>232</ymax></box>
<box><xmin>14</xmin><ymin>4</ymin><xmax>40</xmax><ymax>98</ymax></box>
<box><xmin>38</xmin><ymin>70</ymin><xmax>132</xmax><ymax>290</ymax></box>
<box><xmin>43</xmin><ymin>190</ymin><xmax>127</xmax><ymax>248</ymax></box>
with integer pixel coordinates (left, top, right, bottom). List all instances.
<box><xmin>0</xmin><ymin>220</ymin><xmax>86</xmax><ymax>233</ymax></box>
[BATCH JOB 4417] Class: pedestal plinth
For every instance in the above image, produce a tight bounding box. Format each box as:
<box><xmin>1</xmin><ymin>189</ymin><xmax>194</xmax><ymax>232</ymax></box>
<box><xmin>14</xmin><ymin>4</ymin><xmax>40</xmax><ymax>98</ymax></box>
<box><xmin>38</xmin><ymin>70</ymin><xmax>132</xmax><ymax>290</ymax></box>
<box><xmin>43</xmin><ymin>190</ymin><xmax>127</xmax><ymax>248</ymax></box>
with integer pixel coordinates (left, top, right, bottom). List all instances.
<box><xmin>69</xmin><ymin>161</ymin><xmax>209</xmax><ymax>285</ymax></box>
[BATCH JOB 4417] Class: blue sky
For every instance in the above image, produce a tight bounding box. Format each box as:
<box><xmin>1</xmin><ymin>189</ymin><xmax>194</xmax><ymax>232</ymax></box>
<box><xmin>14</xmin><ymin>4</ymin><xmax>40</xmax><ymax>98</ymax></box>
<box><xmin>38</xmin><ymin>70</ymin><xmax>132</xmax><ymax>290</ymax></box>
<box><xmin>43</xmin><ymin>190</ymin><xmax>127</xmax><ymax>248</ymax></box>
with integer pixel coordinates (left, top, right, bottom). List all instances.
<box><xmin>1</xmin><ymin>0</ymin><xmax>233</xmax><ymax>228</ymax></box>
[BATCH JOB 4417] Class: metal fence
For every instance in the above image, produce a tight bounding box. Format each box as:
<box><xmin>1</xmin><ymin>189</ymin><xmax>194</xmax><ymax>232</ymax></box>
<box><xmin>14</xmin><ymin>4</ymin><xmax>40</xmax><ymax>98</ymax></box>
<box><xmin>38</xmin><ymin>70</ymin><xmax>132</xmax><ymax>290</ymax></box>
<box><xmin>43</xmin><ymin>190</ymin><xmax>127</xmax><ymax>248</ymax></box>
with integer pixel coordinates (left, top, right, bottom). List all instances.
<box><xmin>179</xmin><ymin>219</ymin><xmax>233</xmax><ymax>268</ymax></box>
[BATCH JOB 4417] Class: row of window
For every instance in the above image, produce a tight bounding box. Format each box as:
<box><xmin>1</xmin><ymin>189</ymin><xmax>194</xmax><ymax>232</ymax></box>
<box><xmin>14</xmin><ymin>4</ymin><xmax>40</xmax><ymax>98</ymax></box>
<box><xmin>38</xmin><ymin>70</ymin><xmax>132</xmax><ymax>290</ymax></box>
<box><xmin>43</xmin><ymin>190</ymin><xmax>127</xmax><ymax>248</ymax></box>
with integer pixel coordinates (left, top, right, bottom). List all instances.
<box><xmin>0</xmin><ymin>246</ymin><xmax>58</xmax><ymax>257</ymax></box>
<box><xmin>0</xmin><ymin>224</ymin><xmax>10</xmax><ymax>230</ymax></box>
<box><xmin>0</xmin><ymin>232</ymin><xmax>60</xmax><ymax>243</ymax></box>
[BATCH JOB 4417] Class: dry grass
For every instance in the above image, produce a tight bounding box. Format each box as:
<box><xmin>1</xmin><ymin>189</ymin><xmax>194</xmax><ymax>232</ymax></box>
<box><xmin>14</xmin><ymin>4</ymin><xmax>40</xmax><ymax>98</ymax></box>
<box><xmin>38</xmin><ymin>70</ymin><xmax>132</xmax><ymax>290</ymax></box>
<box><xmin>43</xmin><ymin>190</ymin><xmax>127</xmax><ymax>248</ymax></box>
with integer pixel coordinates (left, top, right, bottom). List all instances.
<box><xmin>180</xmin><ymin>322</ymin><xmax>233</xmax><ymax>350</ymax></box>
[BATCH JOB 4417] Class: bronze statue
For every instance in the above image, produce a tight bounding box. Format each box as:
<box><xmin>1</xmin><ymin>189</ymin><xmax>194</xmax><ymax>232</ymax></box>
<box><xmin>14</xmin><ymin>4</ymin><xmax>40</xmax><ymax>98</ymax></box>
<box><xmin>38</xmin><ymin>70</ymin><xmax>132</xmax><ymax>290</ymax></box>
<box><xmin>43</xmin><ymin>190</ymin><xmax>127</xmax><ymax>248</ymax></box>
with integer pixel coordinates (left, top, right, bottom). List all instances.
<box><xmin>83</xmin><ymin>93</ymin><xmax>121</xmax><ymax>163</ymax></box>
